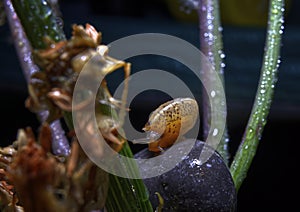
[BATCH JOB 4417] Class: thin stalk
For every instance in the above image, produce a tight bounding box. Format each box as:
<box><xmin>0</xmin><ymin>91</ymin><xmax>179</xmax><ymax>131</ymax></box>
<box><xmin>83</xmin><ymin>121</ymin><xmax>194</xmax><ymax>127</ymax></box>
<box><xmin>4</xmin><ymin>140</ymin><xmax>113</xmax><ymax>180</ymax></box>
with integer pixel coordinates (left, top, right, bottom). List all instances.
<box><xmin>9</xmin><ymin>0</ymin><xmax>152</xmax><ymax>211</ymax></box>
<box><xmin>4</xmin><ymin>0</ymin><xmax>70</xmax><ymax>155</ymax></box>
<box><xmin>197</xmin><ymin>0</ymin><xmax>229</xmax><ymax>163</ymax></box>
<box><xmin>230</xmin><ymin>0</ymin><xmax>285</xmax><ymax>191</ymax></box>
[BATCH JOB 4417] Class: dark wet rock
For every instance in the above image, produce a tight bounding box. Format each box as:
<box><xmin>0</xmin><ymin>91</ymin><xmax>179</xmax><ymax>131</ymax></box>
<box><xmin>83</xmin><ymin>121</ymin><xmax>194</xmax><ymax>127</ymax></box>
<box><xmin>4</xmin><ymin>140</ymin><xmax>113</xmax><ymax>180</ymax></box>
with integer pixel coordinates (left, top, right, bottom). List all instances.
<box><xmin>134</xmin><ymin>140</ymin><xmax>237</xmax><ymax>211</ymax></box>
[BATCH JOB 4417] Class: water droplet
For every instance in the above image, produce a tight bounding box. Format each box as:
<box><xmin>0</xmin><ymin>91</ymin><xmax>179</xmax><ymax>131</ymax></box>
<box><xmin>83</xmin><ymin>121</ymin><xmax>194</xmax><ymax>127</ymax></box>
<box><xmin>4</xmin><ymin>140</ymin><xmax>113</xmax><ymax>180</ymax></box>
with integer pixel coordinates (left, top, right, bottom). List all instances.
<box><xmin>44</xmin><ymin>8</ymin><xmax>53</xmax><ymax>18</ymax></box>
<box><xmin>190</xmin><ymin>159</ymin><xmax>201</xmax><ymax>168</ymax></box>
<box><xmin>210</xmin><ymin>90</ymin><xmax>216</xmax><ymax>98</ymax></box>
<box><xmin>18</xmin><ymin>41</ymin><xmax>24</xmax><ymax>47</ymax></box>
<box><xmin>212</xmin><ymin>128</ymin><xmax>218</xmax><ymax>136</ymax></box>
<box><xmin>272</xmin><ymin>8</ymin><xmax>278</xmax><ymax>14</ymax></box>
<box><xmin>182</xmin><ymin>155</ymin><xmax>189</xmax><ymax>160</ymax></box>
<box><xmin>131</xmin><ymin>184</ymin><xmax>136</xmax><ymax>193</ymax></box>
<box><xmin>206</xmin><ymin>163</ymin><xmax>212</xmax><ymax>168</ymax></box>
<box><xmin>246</xmin><ymin>127</ymin><xmax>255</xmax><ymax>140</ymax></box>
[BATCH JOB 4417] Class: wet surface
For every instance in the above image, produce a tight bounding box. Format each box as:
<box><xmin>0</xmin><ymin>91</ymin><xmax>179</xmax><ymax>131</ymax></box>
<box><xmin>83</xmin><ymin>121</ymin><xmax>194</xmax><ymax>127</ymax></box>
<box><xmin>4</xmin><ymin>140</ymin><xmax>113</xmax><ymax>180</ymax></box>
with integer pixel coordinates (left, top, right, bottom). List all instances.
<box><xmin>135</xmin><ymin>140</ymin><xmax>237</xmax><ymax>211</ymax></box>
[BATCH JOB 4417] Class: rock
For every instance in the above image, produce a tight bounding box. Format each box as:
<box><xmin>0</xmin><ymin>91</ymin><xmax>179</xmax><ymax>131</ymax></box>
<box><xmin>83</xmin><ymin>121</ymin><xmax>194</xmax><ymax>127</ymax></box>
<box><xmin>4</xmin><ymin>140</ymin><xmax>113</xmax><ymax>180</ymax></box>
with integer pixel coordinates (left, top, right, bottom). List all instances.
<box><xmin>134</xmin><ymin>140</ymin><xmax>237</xmax><ymax>211</ymax></box>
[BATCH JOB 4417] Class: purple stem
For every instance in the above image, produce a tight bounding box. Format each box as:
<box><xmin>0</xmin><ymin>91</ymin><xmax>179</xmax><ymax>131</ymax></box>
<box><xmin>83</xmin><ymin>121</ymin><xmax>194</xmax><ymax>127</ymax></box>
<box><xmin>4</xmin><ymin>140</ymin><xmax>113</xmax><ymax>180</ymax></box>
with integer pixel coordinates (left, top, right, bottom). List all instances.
<box><xmin>198</xmin><ymin>0</ymin><xmax>221</xmax><ymax>138</ymax></box>
<box><xmin>3</xmin><ymin>0</ymin><xmax>70</xmax><ymax>156</ymax></box>
<box><xmin>197</xmin><ymin>0</ymin><xmax>229</xmax><ymax>161</ymax></box>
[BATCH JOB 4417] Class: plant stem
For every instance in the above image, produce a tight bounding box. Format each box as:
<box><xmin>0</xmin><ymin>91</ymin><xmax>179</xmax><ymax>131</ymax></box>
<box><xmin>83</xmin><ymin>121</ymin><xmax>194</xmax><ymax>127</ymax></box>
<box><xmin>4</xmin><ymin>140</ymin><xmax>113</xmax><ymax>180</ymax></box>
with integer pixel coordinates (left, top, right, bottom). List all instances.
<box><xmin>4</xmin><ymin>0</ymin><xmax>70</xmax><ymax>156</ymax></box>
<box><xmin>10</xmin><ymin>0</ymin><xmax>152</xmax><ymax>210</ymax></box>
<box><xmin>11</xmin><ymin>0</ymin><xmax>65</xmax><ymax>49</ymax></box>
<box><xmin>197</xmin><ymin>0</ymin><xmax>229</xmax><ymax>163</ymax></box>
<box><xmin>229</xmin><ymin>0</ymin><xmax>285</xmax><ymax>191</ymax></box>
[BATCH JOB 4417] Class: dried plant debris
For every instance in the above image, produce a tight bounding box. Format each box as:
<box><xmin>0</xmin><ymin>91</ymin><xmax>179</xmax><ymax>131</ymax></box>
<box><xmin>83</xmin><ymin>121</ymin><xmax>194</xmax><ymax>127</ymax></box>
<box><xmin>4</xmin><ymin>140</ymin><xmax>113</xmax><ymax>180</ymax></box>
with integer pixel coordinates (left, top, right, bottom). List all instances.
<box><xmin>26</xmin><ymin>24</ymin><xmax>129</xmax><ymax>123</ymax></box>
<box><xmin>26</xmin><ymin>23</ymin><xmax>129</xmax><ymax>153</ymax></box>
<box><xmin>0</xmin><ymin>124</ymin><xmax>108</xmax><ymax>212</ymax></box>
<box><xmin>26</xmin><ymin>24</ymin><xmax>100</xmax><ymax>121</ymax></box>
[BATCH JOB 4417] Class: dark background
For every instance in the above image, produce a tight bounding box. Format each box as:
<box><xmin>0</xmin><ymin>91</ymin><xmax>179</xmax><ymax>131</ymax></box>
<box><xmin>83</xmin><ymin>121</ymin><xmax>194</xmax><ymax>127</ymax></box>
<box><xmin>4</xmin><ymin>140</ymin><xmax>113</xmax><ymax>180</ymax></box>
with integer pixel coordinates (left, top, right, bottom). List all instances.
<box><xmin>1</xmin><ymin>0</ymin><xmax>300</xmax><ymax>211</ymax></box>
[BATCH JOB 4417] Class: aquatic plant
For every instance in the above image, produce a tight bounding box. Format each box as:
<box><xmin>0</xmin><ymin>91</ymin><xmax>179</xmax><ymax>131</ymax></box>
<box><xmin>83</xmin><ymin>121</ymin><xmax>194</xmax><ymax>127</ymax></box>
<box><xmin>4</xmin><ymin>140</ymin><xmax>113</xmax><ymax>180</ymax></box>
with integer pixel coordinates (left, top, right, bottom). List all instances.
<box><xmin>179</xmin><ymin>0</ymin><xmax>284</xmax><ymax>191</ymax></box>
<box><xmin>0</xmin><ymin>0</ymin><xmax>285</xmax><ymax>211</ymax></box>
